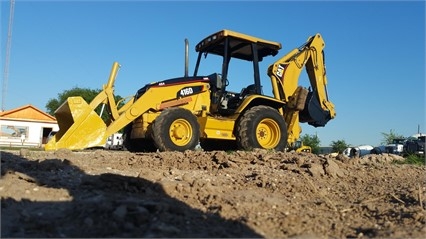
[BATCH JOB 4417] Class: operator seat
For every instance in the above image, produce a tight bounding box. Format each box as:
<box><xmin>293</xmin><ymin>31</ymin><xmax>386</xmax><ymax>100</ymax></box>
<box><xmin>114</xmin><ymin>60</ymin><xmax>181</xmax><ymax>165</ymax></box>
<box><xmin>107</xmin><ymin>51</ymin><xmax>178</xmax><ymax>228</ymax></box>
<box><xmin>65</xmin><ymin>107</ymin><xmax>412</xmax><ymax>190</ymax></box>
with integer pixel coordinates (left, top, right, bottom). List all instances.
<box><xmin>239</xmin><ymin>84</ymin><xmax>257</xmax><ymax>99</ymax></box>
<box><xmin>225</xmin><ymin>84</ymin><xmax>257</xmax><ymax>112</ymax></box>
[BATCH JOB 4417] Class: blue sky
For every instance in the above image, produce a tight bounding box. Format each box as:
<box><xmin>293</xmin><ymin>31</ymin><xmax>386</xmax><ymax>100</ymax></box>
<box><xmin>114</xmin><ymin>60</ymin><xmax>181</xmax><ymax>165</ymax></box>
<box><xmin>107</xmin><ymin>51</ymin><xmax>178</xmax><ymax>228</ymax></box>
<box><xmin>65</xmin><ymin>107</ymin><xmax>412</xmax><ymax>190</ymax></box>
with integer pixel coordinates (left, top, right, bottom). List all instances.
<box><xmin>1</xmin><ymin>0</ymin><xmax>425</xmax><ymax>147</ymax></box>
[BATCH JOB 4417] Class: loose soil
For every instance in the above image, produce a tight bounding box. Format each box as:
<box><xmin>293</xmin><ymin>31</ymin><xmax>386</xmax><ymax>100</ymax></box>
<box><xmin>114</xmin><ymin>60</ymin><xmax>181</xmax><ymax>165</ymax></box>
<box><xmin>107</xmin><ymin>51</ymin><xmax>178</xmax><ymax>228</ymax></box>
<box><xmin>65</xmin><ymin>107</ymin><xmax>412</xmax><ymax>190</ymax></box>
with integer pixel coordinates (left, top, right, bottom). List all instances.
<box><xmin>1</xmin><ymin>149</ymin><xmax>425</xmax><ymax>238</ymax></box>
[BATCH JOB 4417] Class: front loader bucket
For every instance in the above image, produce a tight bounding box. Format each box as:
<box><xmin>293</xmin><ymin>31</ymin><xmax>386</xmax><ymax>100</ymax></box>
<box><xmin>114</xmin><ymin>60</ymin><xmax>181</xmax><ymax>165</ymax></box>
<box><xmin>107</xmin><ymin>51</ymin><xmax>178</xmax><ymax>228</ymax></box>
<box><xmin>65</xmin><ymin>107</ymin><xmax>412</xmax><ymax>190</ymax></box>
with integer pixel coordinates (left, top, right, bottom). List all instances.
<box><xmin>45</xmin><ymin>96</ymin><xmax>108</xmax><ymax>151</ymax></box>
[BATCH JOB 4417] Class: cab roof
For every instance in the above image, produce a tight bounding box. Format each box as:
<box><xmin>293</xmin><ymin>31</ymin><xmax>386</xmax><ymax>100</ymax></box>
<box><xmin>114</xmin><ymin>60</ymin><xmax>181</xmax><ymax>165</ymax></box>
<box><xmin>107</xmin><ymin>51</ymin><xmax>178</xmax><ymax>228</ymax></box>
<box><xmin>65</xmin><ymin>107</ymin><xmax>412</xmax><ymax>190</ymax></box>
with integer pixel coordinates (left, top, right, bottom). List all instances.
<box><xmin>195</xmin><ymin>29</ymin><xmax>282</xmax><ymax>61</ymax></box>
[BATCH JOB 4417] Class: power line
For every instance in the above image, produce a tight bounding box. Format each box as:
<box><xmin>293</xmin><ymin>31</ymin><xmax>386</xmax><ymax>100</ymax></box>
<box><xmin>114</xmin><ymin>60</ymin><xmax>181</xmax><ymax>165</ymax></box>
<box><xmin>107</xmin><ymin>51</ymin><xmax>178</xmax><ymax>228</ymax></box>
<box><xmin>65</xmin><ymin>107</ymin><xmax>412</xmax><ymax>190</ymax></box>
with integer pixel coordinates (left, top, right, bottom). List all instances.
<box><xmin>2</xmin><ymin>0</ymin><xmax>15</xmax><ymax>111</ymax></box>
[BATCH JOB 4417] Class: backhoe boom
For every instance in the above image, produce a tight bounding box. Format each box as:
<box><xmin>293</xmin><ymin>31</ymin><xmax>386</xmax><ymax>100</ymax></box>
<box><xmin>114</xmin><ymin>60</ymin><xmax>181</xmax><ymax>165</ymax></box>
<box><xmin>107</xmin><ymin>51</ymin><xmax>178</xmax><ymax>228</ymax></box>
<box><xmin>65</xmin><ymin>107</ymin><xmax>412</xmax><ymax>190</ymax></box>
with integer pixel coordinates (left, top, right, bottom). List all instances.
<box><xmin>268</xmin><ymin>33</ymin><xmax>336</xmax><ymax>144</ymax></box>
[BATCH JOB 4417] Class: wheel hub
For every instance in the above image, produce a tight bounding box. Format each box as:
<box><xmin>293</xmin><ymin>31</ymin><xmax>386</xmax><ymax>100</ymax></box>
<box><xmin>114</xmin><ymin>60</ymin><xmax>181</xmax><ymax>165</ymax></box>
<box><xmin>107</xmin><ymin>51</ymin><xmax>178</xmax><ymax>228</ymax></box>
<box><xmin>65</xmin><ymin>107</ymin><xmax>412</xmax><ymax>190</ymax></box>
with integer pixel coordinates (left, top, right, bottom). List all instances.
<box><xmin>170</xmin><ymin>119</ymin><xmax>192</xmax><ymax>146</ymax></box>
<box><xmin>258</xmin><ymin>129</ymin><xmax>267</xmax><ymax>139</ymax></box>
<box><xmin>256</xmin><ymin>119</ymin><xmax>280</xmax><ymax>149</ymax></box>
<box><xmin>173</xmin><ymin>125</ymin><xmax>186</xmax><ymax>139</ymax></box>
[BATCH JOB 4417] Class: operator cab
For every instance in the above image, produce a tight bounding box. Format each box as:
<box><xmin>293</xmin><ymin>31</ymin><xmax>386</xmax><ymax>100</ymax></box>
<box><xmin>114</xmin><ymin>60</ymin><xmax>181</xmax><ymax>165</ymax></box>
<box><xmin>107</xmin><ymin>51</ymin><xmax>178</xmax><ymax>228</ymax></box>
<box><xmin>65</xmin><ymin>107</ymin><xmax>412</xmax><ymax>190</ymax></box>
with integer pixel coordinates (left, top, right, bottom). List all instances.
<box><xmin>194</xmin><ymin>29</ymin><xmax>281</xmax><ymax>114</ymax></box>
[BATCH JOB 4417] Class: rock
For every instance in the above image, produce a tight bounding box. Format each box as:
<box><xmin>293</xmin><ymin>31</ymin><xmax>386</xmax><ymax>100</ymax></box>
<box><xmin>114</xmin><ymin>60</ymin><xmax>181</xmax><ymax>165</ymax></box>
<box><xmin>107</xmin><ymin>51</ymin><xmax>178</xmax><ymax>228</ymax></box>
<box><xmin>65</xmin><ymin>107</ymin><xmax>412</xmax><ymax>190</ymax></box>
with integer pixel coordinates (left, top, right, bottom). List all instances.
<box><xmin>307</xmin><ymin>163</ymin><xmax>324</xmax><ymax>178</ymax></box>
<box><xmin>54</xmin><ymin>148</ymin><xmax>73</xmax><ymax>158</ymax></box>
<box><xmin>324</xmin><ymin>159</ymin><xmax>345</xmax><ymax>178</ymax></box>
<box><xmin>113</xmin><ymin>204</ymin><xmax>127</xmax><ymax>219</ymax></box>
<box><xmin>19</xmin><ymin>148</ymin><xmax>30</xmax><ymax>157</ymax></box>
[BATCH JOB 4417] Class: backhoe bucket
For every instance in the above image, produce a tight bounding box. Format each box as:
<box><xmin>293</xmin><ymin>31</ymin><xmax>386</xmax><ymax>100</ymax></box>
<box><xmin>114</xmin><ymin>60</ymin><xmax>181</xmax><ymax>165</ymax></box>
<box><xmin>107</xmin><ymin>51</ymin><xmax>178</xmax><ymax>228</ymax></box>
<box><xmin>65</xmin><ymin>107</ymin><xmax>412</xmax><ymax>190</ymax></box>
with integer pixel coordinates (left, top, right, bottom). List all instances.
<box><xmin>299</xmin><ymin>91</ymin><xmax>332</xmax><ymax>127</ymax></box>
<box><xmin>45</xmin><ymin>96</ymin><xmax>108</xmax><ymax>151</ymax></box>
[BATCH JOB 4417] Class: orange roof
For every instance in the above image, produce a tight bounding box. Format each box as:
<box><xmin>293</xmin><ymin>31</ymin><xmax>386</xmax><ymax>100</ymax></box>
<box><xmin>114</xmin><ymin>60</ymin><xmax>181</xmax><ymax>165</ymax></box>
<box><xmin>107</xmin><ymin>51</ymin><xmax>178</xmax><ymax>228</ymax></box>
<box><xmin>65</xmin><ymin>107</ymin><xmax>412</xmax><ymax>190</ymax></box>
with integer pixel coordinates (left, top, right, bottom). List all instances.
<box><xmin>0</xmin><ymin>104</ymin><xmax>56</xmax><ymax>123</ymax></box>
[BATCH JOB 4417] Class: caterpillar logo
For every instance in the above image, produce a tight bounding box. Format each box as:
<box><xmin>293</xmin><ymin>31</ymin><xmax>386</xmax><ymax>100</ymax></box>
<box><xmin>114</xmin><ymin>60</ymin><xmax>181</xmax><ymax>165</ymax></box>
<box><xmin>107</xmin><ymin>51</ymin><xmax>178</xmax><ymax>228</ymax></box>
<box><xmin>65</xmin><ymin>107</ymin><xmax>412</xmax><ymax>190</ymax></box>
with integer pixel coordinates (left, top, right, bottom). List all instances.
<box><xmin>276</xmin><ymin>64</ymin><xmax>284</xmax><ymax>78</ymax></box>
<box><xmin>177</xmin><ymin>86</ymin><xmax>203</xmax><ymax>98</ymax></box>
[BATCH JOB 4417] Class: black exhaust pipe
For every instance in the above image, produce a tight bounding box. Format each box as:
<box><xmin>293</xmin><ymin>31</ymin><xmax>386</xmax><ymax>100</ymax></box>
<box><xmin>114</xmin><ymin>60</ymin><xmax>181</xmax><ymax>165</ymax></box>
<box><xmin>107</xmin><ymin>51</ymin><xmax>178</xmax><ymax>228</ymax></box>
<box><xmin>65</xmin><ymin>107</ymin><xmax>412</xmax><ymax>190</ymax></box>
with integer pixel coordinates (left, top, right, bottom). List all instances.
<box><xmin>184</xmin><ymin>39</ymin><xmax>189</xmax><ymax>77</ymax></box>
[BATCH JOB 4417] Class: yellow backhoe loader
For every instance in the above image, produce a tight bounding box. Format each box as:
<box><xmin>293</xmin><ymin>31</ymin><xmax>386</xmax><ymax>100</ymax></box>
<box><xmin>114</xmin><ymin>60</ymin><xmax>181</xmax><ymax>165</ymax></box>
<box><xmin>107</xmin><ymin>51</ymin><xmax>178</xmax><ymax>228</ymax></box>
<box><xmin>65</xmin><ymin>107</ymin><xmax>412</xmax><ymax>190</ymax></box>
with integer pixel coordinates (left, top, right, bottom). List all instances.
<box><xmin>288</xmin><ymin>140</ymin><xmax>312</xmax><ymax>153</ymax></box>
<box><xmin>45</xmin><ymin>29</ymin><xmax>335</xmax><ymax>152</ymax></box>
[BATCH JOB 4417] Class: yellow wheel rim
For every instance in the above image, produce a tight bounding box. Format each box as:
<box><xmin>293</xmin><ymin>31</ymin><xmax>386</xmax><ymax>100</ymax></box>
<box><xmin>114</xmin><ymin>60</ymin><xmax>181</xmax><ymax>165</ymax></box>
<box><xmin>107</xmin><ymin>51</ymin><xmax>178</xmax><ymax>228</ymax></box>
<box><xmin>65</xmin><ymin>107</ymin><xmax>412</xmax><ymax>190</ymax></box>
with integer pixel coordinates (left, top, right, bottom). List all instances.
<box><xmin>256</xmin><ymin>118</ymin><xmax>280</xmax><ymax>149</ymax></box>
<box><xmin>169</xmin><ymin>119</ymin><xmax>193</xmax><ymax>146</ymax></box>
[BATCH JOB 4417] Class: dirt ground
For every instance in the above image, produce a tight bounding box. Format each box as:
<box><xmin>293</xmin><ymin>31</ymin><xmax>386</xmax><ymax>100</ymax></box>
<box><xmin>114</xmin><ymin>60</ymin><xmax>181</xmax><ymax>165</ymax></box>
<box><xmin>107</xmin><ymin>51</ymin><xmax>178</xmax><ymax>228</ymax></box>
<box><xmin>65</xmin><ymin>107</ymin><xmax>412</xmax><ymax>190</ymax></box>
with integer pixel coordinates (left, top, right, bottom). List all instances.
<box><xmin>1</xmin><ymin>148</ymin><xmax>425</xmax><ymax>238</ymax></box>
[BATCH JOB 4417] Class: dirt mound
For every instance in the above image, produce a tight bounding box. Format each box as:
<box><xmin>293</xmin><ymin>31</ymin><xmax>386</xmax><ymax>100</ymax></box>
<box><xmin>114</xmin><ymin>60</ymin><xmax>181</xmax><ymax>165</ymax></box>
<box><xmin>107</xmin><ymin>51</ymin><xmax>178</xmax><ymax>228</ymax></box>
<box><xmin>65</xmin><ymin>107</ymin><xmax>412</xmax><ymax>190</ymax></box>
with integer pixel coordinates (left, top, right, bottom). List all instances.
<box><xmin>1</xmin><ymin>149</ymin><xmax>425</xmax><ymax>238</ymax></box>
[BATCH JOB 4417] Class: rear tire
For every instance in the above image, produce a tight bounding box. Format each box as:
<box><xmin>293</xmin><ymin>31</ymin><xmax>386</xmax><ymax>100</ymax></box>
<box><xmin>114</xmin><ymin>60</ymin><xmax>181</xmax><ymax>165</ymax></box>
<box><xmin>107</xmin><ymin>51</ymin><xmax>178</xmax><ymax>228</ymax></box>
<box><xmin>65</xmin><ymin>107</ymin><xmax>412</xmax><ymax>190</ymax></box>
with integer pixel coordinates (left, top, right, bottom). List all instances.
<box><xmin>152</xmin><ymin>108</ymin><xmax>200</xmax><ymax>152</ymax></box>
<box><xmin>236</xmin><ymin>106</ymin><xmax>287</xmax><ymax>151</ymax></box>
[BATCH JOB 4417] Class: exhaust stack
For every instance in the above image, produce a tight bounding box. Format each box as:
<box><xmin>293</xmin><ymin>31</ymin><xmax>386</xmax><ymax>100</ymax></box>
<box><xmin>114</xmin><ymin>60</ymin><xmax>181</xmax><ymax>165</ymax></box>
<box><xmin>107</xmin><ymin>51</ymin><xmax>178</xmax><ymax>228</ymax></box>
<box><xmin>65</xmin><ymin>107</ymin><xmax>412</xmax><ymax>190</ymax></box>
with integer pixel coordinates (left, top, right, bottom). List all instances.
<box><xmin>184</xmin><ymin>39</ymin><xmax>189</xmax><ymax>77</ymax></box>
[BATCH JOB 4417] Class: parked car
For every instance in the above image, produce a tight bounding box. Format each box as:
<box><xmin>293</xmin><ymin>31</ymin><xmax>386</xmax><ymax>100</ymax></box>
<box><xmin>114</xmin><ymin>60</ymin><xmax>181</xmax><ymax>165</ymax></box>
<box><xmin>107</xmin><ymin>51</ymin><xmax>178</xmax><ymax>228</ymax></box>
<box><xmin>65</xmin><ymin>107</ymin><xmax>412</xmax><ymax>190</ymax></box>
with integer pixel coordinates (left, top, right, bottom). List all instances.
<box><xmin>384</xmin><ymin>138</ymin><xmax>406</xmax><ymax>155</ymax></box>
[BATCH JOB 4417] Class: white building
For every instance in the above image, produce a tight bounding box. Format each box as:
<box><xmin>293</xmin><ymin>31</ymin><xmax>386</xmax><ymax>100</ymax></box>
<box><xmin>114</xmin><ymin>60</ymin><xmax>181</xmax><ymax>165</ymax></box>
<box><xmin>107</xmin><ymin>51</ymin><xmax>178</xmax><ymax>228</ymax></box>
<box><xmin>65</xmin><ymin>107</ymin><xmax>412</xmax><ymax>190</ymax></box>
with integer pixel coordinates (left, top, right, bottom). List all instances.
<box><xmin>0</xmin><ymin>105</ymin><xmax>59</xmax><ymax>147</ymax></box>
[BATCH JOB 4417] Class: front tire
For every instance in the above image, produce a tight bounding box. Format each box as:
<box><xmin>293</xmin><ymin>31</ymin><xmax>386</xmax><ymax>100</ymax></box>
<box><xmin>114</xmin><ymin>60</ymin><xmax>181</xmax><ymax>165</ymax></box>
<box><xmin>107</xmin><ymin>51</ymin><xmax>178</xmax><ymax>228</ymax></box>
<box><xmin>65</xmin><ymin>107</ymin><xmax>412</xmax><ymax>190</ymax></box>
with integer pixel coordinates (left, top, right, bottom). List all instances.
<box><xmin>152</xmin><ymin>108</ymin><xmax>200</xmax><ymax>152</ymax></box>
<box><xmin>236</xmin><ymin>106</ymin><xmax>287</xmax><ymax>151</ymax></box>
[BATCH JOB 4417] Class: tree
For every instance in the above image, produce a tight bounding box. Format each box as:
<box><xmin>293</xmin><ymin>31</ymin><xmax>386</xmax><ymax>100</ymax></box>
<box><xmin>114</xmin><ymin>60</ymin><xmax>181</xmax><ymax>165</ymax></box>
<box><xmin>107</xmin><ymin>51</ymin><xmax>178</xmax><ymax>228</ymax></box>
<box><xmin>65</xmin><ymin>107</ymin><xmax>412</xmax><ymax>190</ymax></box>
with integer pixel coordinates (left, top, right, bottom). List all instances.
<box><xmin>46</xmin><ymin>87</ymin><xmax>100</xmax><ymax>115</ymax></box>
<box><xmin>300</xmin><ymin>134</ymin><xmax>321</xmax><ymax>154</ymax></box>
<box><xmin>46</xmin><ymin>87</ymin><xmax>124</xmax><ymax>123</ymax></box>
<box><xmin>330</xmin><ymin>139</ymin><xmax>349</xmax><ymax>153</ymax></box>
<box><xmin>381</xmin><ymin>129</ymin><xmax>405</xmax><ymax>145</ymax></box>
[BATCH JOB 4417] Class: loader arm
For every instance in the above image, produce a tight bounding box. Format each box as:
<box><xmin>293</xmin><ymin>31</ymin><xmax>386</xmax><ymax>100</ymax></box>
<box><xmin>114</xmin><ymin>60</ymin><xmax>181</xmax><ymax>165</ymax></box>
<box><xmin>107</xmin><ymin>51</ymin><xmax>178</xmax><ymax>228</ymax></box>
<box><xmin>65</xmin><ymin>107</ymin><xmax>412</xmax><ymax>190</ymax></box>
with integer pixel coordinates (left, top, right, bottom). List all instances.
<box><xmin>89</xmin><ymin>62</ymin><xmax>121</xmax><ymax>121</ymax></box>
<box><xmin>267</xmin><ymin>33</ymin><xmax>336</xmax><ymax>144</ymax></box>
<box><xmin>45</xmin><ymin>62</ymin><xmax>126</xmax><ymax>150</ymax></box>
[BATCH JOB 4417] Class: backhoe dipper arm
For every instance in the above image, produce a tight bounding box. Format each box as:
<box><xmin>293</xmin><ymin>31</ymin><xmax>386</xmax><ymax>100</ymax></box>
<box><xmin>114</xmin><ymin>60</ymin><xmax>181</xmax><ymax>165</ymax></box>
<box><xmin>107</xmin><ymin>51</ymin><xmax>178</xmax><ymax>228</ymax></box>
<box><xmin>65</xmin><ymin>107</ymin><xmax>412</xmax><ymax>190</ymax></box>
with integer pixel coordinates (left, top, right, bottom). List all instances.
<box><xmin>267</xmin><ymin>34</ymin><xmax>336</xmax><ymax>144</ymax></box>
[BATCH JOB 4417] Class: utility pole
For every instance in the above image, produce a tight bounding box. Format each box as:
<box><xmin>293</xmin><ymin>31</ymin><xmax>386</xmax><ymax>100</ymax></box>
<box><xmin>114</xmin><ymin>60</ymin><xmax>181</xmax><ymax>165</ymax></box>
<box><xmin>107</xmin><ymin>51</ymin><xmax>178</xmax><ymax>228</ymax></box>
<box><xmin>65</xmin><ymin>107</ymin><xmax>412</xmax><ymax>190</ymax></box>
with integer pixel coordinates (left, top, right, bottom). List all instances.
<box><xmin>2</xmin><ymin>0</ymin><xmax>15</xmax><ymax>111</ymax></box>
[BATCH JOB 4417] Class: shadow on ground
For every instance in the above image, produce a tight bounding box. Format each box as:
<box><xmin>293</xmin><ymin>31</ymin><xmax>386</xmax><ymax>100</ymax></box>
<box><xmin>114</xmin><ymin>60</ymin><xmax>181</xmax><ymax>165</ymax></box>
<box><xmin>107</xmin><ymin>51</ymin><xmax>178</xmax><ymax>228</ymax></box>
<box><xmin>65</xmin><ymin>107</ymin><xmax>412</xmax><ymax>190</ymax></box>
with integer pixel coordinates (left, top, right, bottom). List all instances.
<box><xmin>1</xmin><ymin>151</ymin><xmax>261</xmax><ymax>238</ymax></box>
